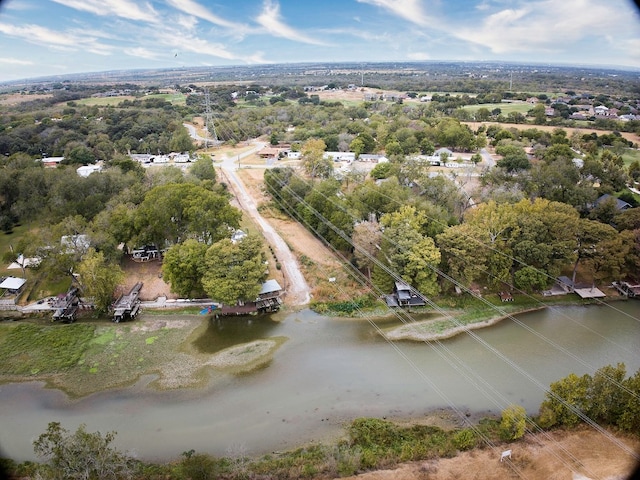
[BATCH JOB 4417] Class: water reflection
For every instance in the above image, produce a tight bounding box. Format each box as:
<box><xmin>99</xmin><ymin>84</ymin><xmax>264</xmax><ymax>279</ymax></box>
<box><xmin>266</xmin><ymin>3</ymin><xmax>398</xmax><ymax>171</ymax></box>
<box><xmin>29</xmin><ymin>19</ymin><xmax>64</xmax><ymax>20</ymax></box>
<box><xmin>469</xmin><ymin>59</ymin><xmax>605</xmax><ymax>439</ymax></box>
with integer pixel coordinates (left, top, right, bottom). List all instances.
<box><xmin>0</xmin><ymin>303</ymin><xmax>639</xmax><ymax>462</ymax></box>
<box><xmin>192</xmin><ymin>314</ymin><xmax>281</xmax><ymax>353</ymax></box>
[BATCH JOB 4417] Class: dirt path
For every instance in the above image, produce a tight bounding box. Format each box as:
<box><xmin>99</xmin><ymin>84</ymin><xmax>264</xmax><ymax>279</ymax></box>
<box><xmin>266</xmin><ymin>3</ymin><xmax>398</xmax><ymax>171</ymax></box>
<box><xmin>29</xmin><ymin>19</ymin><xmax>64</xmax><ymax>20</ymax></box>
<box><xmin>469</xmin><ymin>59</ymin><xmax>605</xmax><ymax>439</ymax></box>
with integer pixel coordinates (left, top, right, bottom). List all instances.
<box><xmin>339</xmin><ymin>428</ymin><xmax>640</xmax><ymax>480</ymax></box>
<box><xmin>218</xmin><ymin>149</ymin><xmax>312</xmax><ymax>307</ymax></box>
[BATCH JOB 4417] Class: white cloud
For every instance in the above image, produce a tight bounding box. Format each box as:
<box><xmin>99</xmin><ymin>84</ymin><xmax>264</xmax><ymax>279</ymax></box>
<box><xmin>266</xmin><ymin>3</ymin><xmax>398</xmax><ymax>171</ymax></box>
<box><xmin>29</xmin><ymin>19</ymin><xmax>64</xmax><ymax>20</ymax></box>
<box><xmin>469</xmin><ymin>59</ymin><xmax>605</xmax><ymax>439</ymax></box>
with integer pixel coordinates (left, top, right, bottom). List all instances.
<box><xmin>165</xmin><ymin>0</ymin><xmax>247</xmax><ymax>30</ymax></box>
<box><xmin>123</xmin><ymin>47</ymin><xmax>161</xmax><ymax>60</ymax></box>
<box><xmin>256</xmin><ymin>0</ymin><xmax>329</xmax><ymax>46</ymax></box>
<box><xmin>0</xmin><ymin>57</ymin><xmax>34</xmax><ymax>65</ymax></box>
<box><xmin>50</xmin><ymin>0</ymin><xmax>158</xmax><ymax>23</ymax></box>
<box><xmin>154</xmin><ymin>29</ymin><xmax>264</xmax><ymax>63</ymax></box>
<box><xmin>356</xmin><ymin>0</ymin><xmax>432</xmax><ymax>26</ymax></box>
<box><xmin>454</xmin><ymin>0</ymin><xmax>634</xmax><ymax>55</ymax></box>
<box><xmin>406</xmin><ymin>51</ymin><xmax>431</xmax><ymax>60</ymax></box>
<box><xmin>0</xmin><ymin>22</ymin><xmax>112</xmax><ymax>55</ymax></box>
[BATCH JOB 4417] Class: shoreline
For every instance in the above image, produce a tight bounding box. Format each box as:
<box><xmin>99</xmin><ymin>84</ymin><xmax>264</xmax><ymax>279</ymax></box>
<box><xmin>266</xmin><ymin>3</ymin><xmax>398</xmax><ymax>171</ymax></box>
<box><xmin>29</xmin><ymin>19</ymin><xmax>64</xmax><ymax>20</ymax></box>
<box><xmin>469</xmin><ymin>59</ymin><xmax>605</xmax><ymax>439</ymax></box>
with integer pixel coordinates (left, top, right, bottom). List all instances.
<box><xmin>382</xmin><ymin>306</ymin><xmax>548</xmax><ymax>342</ymax></box>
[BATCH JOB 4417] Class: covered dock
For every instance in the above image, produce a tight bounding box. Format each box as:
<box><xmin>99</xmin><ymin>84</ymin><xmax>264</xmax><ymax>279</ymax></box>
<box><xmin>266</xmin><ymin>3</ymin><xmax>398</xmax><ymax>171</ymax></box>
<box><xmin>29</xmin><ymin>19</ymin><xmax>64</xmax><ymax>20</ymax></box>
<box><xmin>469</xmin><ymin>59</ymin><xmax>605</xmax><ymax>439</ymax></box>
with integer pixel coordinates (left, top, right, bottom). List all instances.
<box><xmin>112</xmin><ymin>282</ymin><xmax>143</xmax><ymax>323</ymax></box>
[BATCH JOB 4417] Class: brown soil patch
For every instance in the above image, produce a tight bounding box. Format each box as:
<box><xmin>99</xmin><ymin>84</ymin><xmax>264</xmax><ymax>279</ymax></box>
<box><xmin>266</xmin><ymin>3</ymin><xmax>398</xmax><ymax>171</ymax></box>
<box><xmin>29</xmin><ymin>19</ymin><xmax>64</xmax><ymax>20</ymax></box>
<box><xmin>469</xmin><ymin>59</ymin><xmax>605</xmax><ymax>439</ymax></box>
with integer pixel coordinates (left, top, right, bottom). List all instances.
<box><xmin>340</xmin><ymin>428</ymin><xmax>640</xmax><ymax>480</ymax></box>
<box><xmin>0</xmin><ymin>92</ymin><xmax>53</xmax><ymax>106</ymax></box>
<box><xmin>119</xmin><ymin>257</ymin><xmax>178</xmax><ymax>301</ymax></box>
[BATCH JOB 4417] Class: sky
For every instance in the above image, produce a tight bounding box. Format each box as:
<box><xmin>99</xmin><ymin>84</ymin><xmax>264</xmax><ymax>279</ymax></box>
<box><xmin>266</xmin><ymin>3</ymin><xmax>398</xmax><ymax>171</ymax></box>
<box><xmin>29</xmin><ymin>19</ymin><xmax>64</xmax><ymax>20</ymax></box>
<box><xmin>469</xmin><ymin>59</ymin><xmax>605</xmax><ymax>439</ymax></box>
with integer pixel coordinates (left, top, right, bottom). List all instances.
<box><xmin>0</xmin><ymin>0</ymin><xmax>639</xmax><ymax>82</ymax></box>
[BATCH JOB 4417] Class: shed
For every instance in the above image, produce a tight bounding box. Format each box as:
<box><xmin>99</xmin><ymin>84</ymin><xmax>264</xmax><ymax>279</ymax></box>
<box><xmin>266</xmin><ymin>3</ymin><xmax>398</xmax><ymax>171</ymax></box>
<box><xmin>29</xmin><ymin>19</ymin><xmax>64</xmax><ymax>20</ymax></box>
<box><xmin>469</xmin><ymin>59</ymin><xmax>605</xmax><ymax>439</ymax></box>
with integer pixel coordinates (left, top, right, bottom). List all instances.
<box><xmin>0</xmin><ymin>277</ymin><xmax>27</xmax><ymax>294</ymax></box>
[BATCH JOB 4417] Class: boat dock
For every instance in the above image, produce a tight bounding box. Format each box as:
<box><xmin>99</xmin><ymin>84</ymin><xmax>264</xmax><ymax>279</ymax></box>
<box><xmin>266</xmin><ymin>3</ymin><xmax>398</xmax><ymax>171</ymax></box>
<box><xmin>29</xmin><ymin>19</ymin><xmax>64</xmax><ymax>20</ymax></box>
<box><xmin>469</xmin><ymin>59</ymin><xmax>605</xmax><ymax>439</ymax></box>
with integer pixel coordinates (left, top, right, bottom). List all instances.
<box><xmin>112</xmin><ymin>282</ymin><xmax>143</xmax><ymax>322</ymax></box>
<box><xmin>613</xmin><ymin>281</ymin><xmax>640</xmax><ymax>298</ymax></box>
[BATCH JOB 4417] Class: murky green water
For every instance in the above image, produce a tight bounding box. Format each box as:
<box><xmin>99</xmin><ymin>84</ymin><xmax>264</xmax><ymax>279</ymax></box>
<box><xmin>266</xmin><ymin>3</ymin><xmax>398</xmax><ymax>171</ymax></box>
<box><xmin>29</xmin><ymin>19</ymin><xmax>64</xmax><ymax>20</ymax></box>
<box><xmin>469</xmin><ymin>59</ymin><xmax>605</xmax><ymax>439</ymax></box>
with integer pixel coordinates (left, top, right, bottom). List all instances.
<box><xmin>1</xmin><ymin>302</ymin><xmax>639</xmax><ymax>462</ymax></box>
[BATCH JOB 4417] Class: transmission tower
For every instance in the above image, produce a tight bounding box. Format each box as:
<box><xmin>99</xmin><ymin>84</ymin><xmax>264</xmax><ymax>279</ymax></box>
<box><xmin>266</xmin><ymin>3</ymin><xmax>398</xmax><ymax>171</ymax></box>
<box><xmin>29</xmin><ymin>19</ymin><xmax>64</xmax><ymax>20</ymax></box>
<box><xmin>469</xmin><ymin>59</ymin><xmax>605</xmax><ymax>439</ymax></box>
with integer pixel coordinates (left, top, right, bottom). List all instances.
<box><xmin>203</xmin><ymin>88</ymin><xmax>218</xmax><ymax>149</ymax></box>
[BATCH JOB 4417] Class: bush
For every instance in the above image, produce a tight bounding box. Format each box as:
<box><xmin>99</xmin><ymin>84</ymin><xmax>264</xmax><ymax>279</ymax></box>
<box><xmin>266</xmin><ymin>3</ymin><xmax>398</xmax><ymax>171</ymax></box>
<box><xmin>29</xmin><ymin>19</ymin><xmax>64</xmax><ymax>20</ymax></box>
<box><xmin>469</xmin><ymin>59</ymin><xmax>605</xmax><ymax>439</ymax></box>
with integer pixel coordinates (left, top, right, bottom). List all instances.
<box><xmin>499</xmin><ymin>405</ymin><xmax>527</xmax><ymax>441</ymax></box>
<box><xmin>453</xmin><ymin>429</ymin><xmax>477</xmax><ymax>450</ymax></box>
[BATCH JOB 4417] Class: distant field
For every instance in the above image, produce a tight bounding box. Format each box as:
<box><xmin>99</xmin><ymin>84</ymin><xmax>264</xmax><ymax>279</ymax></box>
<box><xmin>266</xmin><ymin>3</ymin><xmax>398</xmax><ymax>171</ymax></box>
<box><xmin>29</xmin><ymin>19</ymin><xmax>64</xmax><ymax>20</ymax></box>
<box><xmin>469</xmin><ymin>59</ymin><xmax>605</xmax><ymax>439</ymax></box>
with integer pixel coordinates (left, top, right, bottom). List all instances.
<box><xmin>464</xmin><ymin>121</ymin><xmax>640</xmax><ymax>145</ymax></box>
<box><xmin>462</xmin><ymin>102</ymin><xmax>532</xmax><ymax>115</ymax></box>
<box><xmin>76</xmin><ymin>92</ymin><xmax>186</xmax><ymax>107</ymax></box>
<box><xmin>75</xmin><ymin>96</ymin><xmax>136</xmax><ymax>106</ymax></box>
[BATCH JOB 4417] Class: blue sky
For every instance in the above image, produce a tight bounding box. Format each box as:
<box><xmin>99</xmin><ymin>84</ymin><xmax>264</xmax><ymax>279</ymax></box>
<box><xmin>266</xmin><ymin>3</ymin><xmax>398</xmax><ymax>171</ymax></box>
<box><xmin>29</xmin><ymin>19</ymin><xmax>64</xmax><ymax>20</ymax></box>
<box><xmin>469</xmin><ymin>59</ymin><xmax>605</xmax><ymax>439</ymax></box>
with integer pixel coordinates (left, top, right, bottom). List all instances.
<box><xmin>0</xmin><ymin>0</ymin><xmax>639</xmax><ymax>82</ymax></box>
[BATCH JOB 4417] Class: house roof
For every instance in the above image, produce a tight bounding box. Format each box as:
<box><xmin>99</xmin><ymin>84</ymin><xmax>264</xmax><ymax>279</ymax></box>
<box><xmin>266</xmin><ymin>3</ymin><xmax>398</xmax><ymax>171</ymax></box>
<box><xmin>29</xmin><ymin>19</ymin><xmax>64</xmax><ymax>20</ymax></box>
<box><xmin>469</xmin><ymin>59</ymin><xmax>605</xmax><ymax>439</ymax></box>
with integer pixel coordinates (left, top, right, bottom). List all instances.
<box><xmin>259</xmin><ymin>279</ymin><xmax>282</xmax><ymax>295</ymax></box>
<box><xmin>596</xmin><ymin>194</ymin><xmax>632</xmax><ymax>210</ymax></box>
<box><xmin>0</xmin><ymin>277</ymin><xmax>26</xmax><ymax>290</ymax></box>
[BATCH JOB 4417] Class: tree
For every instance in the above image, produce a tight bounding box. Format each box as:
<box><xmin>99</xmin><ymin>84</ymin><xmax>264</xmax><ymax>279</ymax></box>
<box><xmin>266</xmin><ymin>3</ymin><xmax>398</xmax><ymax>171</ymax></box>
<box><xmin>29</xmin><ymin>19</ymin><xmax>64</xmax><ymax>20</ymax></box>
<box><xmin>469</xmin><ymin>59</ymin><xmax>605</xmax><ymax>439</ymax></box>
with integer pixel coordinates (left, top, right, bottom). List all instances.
<box><xmin>571</xmin><ymin>218</ymin><xmax>619</xmax><ymax>285</ymax></box>
<box><xmin>369</xmin><ymin>161</ymin><xmax>392</xmax><ymax>180</ymax></box>
<box><xmin>514</xmin><ymin>266</ymin><xmax>548</xmax><ymax>293</ymax></box>
<box><xmin>162</xmin><ymin>239</ymin><xmax>208</xmax><ymax>297</ymax></box>
<box><xmin>189</xmin><ymin>156</ymin><xmax>217</xmax><ymax>182</ymax></box>
<box><xmin>587</xmin><ymin>363</ymin><xmax>627</xmax><ymax>425</ymax></box>
<box><xmin>538</xmin><ymin>373</ymin><xmax>590</xmax><ymax>428</ymax></box>
<box><xmin>202</xmin><ymin>235</ymin><xmax>267</xmax><ymax>305</ymax></box>
<box><xmin>76</xmin><ymin>249</ymin><xmax>125</xmax><ymax>313</ymax></box>
<box><xmin>301</xmin><ymin>138</ymin><xmax>332</xmax><ymax>179</ymax></box>
<box><xmin>134</xmin><ymin>183</ymin><xmax>240</xmax><ymax>247</ymax></box>
<box><xmin>33</xmin><ymin>422</ymin><xmax>134</xmax><ymax>480</ymax></box>
<box><xmin>352</xmin><ymin>219</ymin><xmax>383</xmax><ymax>280</ymax></box>
<box><xmin>496</xmin><ymin>144</ymin><xmax>530</xmax><ymax>172</ymax></box>
<box><xmin>499</xmin><ymin>405</ymin><xmax>527</xmax><ymax>441</ymax></box>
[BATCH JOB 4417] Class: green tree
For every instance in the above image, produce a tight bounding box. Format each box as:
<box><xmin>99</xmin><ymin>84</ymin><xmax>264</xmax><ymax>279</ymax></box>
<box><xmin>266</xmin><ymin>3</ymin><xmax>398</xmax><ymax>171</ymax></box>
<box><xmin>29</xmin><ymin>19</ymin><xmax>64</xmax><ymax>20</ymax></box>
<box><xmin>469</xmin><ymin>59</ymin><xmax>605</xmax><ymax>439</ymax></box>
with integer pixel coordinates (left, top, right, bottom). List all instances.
<box><xmin>301</xmin><ymin>138</ymin><xmax>332</xmax><ymax>179</ymax></box>
<box><xmin>618</xmin><ymin>369</ymin><xmax>640</xmax><ymax>432</ymax></box>
<box><xmin>514</xmin><ymin>266</ymin><xmax>548</xmax><ymax>293</ymax></box>
<box><xmin>189</xmin><ymin>156</ymin><xmax>217</xmax><ymax>182</ymax></box>
<box><xmin>538</xmin><ymin>373</ymin><xmax>590</xmax><ymax>428</ymax></box>
<box><xmin>33</xmin><ymin>422</ymin><xmax>134</xmax><ymax>480</ymax></box>
<box><xmin>587</xmin><ymin>363</ymin><xmax>627</xmax><ymax>425</ymax></box>
<box><xmin>499</xmin><ymin>405</ymin><xmax>527</xmax><ymax>441</ymax></box>
<box><xmin>162</xmin><ymin>239</ymin><xmax>208</xmax><ymax>297</ymax></box>
<box><xmin>76</xmin><ymin>248</ymin><xmax>125</xmax><ymax>313</ymax></box>
<box><xmin>496</xmin><ymin>144</ymin><xmax>530</xmax><ymax>172</ymax></box>
<box><xmin>202</xmin><ymin>235</ymin><xmax>267</xmax><ymax>305</ymax></box>
<box><xmin>370</xmin><ymin>161</ymin><xmax>392</xmax><ymax>180</ymax></box>
<box><xmin>169</xmin><ymin>127</ymin><xmax>195</xmax><ymax>152</ymax></box>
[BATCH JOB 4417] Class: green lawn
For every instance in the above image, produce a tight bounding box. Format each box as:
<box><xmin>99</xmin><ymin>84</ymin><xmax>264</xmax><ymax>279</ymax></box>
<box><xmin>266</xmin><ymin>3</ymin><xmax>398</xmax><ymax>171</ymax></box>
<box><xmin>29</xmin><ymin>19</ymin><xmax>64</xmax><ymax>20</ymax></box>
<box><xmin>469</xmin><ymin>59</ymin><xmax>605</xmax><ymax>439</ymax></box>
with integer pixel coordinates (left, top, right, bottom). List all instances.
<box><xmin>462</xmin><ymin>102</ymin><xmax>532</xmax><ymax>115</ymax></box>
<box><xmin>76</xmin><ymin>92</ymin><xmax>186</xmax><ymax>107</ymax></box>
<box><xmin>621</xmin><ymin>148</ymin><xmax>640</xmax><ymax>167</ymax></box>
<box><xmin>75</xmin><ymin>96</ymin><xmax>136</xmax><ymax>106</ymax></box>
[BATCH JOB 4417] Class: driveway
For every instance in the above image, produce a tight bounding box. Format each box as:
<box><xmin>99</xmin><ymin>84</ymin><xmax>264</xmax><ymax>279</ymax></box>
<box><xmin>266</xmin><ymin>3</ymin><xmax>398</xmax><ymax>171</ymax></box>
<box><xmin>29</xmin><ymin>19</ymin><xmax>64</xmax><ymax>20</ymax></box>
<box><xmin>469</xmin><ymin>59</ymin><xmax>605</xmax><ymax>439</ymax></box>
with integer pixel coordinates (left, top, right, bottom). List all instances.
<box><xmin>218</xmin><ymin>144</ymin><xmax>311</xmax><ymax>307</ymax></box>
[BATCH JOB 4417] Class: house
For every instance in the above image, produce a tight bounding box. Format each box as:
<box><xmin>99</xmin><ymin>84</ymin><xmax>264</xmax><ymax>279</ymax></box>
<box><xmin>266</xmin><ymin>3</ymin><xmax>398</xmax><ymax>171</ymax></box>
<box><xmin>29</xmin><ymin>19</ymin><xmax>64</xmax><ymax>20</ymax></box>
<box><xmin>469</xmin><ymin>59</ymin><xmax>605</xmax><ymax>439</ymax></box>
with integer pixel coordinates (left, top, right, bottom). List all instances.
<box><xmin>384</xmin><ymin>281</ymin><xmax>427</xmax><ymax>307</ymax></box>
<box><xmin>255</xmin><ymin>279</ymin><xmax>283</xmax><ymax>313</ymax></box>
<box><xmin>0</xmin><ymin>276</ymin><xmax>26</xmax><ymax>295</ymax></box>
<box><xmin>324</xmin><ymin>151</ymin><xmax>356</xmax><ymax>162</ymax></box>
<box><xmin>498</xmin><ymin>291</ymin><xmax>514</xmax><ymax>302</ymax></box>
<box><xmin>434</xmin><ymin>148</ymin><xmax>453</xmax><ymax>158</ymax></box>
<box><xmin>215</xmin><ymin>279</ymin><xmax>284</xmax><ymax>316</ymax></box>
<box><xmin>595</xmin><ymin>194</ymin><xmax>632</xmax><ymax>211</ymax></box>
<box><xmin>258</xmin><ymin>147</ymin><xmax>284</xmax><ymax>159</ymax></box>
<box><xmin>41</xmin><ymin>156</ymin><xmax>65</xmax><ymax>168</ymax></box>
<box><xmin>231</xmin><ymin>230</ymin><xmax>247</xmax><ymax>243</ymax></box>
<box><xmin>358</xmin><ymin>154</ymin><xmax>389</xmax><ymax>163</ymax></box>
<box><xmin>76</xmin><ymin>164</ymin><xmax>102</xmax><ymax>177</ymax></box>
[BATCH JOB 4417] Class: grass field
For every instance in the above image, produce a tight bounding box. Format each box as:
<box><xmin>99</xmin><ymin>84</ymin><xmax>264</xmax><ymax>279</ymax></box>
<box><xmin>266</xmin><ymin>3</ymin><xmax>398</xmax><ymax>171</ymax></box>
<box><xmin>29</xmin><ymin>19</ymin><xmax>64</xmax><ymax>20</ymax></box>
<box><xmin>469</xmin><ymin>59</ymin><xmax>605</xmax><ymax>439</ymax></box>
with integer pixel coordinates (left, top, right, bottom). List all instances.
<box><xmin>461</xmin><ymin>102</ymin><xmax>532</xmax><ymax>115</ymax></box>
<box><xmin>76</xmin><ymin>92</ymin><xmax>186</xmax><ymax>107</ymax></box>
<box><xmin>622</xmin><ymin>147</ymin><xmax>640</xmax><ymax>167</ymax></box>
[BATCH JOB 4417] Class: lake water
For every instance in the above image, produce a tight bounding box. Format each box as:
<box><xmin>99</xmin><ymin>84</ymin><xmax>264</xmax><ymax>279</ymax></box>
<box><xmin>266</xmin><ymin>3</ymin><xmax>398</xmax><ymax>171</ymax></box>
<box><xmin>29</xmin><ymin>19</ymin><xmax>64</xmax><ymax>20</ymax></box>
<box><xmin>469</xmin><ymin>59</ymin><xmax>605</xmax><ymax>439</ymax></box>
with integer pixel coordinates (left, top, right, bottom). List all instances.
<box><xmin>1</xmin><ymin>301</ymin><xmax>639</xmax><ymax>462</ymax></box>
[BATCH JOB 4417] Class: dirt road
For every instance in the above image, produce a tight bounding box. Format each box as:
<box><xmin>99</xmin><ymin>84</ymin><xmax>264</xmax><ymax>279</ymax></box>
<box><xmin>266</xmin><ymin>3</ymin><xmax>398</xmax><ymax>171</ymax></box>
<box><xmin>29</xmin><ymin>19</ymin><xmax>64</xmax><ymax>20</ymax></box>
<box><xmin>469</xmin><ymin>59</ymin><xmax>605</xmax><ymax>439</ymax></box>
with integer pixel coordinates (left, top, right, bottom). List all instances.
<box><xmin>218</xmin><ymin>147</ymin><xmax>311</xmax><ymax>307</ymax></box>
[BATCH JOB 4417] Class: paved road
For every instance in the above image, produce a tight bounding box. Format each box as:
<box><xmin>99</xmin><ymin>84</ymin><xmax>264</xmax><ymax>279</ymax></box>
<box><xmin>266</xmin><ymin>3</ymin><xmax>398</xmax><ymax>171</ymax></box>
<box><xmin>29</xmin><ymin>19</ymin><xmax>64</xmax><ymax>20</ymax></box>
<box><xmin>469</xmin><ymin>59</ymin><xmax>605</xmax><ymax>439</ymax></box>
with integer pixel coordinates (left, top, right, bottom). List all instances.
<box><xmin>218</xmin><ymin>144</ymin><xmax>312</xmax><ymax>307</ymax></box>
